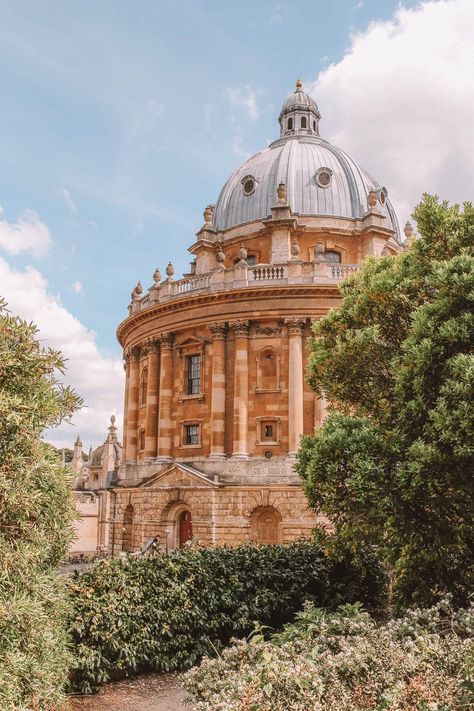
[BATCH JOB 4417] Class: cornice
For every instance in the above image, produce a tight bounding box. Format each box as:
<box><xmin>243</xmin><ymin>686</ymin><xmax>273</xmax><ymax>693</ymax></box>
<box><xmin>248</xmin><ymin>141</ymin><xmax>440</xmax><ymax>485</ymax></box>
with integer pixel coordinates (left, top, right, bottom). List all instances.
<box><xmin>116</xmin><ymin>284</ymin><xmax>341</xmax><ymax>346</ymax></box>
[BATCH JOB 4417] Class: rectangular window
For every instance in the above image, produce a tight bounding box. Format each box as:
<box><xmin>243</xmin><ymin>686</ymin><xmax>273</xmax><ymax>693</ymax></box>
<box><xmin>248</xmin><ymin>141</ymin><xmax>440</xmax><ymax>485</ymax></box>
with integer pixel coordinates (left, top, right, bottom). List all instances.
<box><xmin>187</xmin><ymin>354</ymin><xmax>201</xmax><ymax>395</ymax></box>
<box><xmin>184</xmin><ymin>424</ymin><xmax>199</xmax><ymax>445</ymax></box>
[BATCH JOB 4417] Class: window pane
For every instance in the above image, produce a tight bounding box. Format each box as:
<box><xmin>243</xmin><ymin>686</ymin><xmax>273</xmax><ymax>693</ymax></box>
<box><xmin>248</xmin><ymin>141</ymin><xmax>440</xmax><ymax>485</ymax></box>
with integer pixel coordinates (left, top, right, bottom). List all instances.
<box><xmin>187</xmin><ymin>354</ymin><xmax>201</xmax><ymax>394</ymax></box>
<box><xmin>185</xmin><ymin>424</ymin><xmax>199</xmax><ymax>445</ymax></box>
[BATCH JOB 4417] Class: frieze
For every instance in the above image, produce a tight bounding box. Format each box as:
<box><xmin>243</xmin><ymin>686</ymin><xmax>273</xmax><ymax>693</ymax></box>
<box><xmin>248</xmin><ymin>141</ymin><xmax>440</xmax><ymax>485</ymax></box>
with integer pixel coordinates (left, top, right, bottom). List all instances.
<box><xmin>116</xmin><ymin>285</ymin><xmax>341</xmax><ymax>344</ymax></box>
<box><xmin>254</xmin><ymin>324</ymin><xmax>282</xmax><ymax>336</ymax></box>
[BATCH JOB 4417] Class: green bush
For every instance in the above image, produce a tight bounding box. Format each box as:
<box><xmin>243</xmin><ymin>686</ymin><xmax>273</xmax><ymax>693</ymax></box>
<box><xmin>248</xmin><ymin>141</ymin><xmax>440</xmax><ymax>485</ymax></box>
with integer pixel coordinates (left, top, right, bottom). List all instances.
<box><xmin>0</xmin><ymin>301</ymin><xmax>81</xmax><ymax>710</ymax></box>
<box><xmin>184</xmin><ymin>598</ymin><xmax>474</xmax><ymax>710</ymax></box>
<box><xmin>68</xmin><ymin>540</ymin><xmax>385</xmax><ymax>692</ymax></box>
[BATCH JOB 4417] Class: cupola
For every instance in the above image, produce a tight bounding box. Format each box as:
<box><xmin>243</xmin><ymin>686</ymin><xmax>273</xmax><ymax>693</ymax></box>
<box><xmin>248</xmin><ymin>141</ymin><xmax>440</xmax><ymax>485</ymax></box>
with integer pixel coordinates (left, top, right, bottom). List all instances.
<box><xmin>278</xmin><ymin>79</ymin><xmax>321</xmax><ymax>137</ymax></box>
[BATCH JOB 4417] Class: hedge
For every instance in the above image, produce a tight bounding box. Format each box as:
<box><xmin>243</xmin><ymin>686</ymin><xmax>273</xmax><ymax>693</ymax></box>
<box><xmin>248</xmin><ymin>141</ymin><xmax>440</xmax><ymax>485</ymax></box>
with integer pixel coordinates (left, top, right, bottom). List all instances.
<box><xmin>68</xmin><ymin>541</ymin><xmax>385</xmax><ymax>692</ymax></box>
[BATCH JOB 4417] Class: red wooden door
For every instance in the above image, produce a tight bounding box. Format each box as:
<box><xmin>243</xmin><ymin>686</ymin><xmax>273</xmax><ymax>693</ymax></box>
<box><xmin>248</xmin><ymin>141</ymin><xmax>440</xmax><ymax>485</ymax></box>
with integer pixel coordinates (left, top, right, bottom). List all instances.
<box><xmin>179</xmin><ymin>511</ymin><xmax>193</xmax><ymax>547</ymax></box>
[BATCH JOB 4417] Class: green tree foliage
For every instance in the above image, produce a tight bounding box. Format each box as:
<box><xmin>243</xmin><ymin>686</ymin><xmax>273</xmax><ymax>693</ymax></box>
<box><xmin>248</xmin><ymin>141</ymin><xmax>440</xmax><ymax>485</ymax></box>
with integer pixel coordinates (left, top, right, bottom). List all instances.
<box><xmin>69</xmin><ymin>541</ymin><xmax>384</xmax><ymax>692</ymax></box>
<box><xmin>0</xmin><ymin>300</ymin><xmax>81</xmax><ymax>710</ymax></box>
<box><xmin>296</xmin><ymin>195</ymin><xmax>474</xmax><ymax>608</ymax></box>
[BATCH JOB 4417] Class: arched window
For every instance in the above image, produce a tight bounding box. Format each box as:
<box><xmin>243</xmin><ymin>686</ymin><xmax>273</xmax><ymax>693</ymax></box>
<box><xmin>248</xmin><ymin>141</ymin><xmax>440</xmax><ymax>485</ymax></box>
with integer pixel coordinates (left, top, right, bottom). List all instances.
<box><xmin>301</xmin><ymin>116</ymin><xmax>307</xmax><ymax>129</ymax></box>
<box><xmin>233</xmin><ymin>254</ymin><xmax>257</xmax><ymax>266</ymax></box>
<box><xmin>122</xmin><ymin>504</ymin><xmax>134</xmax><ymax>551</ymax></box>
<box><xmin>287</xmin><ymin>117</ymin><xmax>293</xmax><ymax>130</ymax></box>
<box><xmin>250</xmin><ymin>506</ymin><xmax>282</xmax><ymax>544</ymax></box>
<box><xmin>324</xmin><ymin>250</ymin><xmax>341</xmax><ymax>263</ymax></box>
<box><xmin>140</xmin><ymin>367</ymin><xmax>148</xmax><ymax>405</ymax></box>
<box><xmin>256</xmin><ymin>347</ymin><xmax>279</xmax><ymax>391</ymax></box>
<box><xmin>313</xmin><ymin>120</ymin><xmax>316</xmax><ymax>131</ymax></box>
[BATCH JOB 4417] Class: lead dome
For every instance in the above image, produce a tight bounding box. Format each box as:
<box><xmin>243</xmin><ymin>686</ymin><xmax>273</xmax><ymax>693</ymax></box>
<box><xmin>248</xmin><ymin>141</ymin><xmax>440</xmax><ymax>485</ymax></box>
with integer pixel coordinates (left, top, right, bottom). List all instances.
<box><xmin>213</xmin><ymin>80</ymin><xmax>400</xmax><ymax>238</ymax></box>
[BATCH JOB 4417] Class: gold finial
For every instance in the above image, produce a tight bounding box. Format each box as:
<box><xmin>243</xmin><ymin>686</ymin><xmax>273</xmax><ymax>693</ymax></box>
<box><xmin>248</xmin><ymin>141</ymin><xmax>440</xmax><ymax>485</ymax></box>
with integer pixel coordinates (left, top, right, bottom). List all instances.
<box><xmin>296</xmin><ymin>78</ymin><xmax>303</xmax><ymax>92</ymax></box>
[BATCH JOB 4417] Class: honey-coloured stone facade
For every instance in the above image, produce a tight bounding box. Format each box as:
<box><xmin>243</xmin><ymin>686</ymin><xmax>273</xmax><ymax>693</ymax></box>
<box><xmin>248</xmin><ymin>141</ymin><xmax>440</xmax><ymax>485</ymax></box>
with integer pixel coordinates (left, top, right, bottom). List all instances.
<box><xmin>72</xmin><ymin>81</ymin><xmax>405</xmax><ymax>554</ymax></box>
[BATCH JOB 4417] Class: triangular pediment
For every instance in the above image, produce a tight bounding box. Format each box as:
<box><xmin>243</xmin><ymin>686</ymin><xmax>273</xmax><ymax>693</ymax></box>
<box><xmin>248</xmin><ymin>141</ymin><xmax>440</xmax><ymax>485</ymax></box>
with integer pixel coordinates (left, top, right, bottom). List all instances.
<box><xmin>138</xmin><ymin>462</ymin><xmax>220</xmax><ymax>489</ymax></box>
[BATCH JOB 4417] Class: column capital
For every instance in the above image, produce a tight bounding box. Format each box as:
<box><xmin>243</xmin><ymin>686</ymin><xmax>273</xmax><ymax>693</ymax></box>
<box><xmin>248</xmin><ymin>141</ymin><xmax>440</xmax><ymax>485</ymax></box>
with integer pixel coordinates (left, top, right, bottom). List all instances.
<box><xmin>124</xmin><ymin>345</ymin><xmax>141</xmax><ymax>363</ymax></box>
<box><xmin>209</xmin><ymin>322</ymin><xmax>226</xmax><ymax>341</ymax></box>
<box><xmin>159</xmin><ymin>331</ymin><xmax>174</xmax><ymax>349</ymax></box>
<box><xmin>284</xmin><ymin>316</ymin><xmax>306</xmax><ymax>336</ymax></box>
<box><xmin>229</xmin><ymin>319</ymin><xmax>250</xmax><ymax>338</ymax></box>
<box><xmin>141</xmin><ymin>338</ymin><xmax>160</xmax><ymax>357</ymax></box>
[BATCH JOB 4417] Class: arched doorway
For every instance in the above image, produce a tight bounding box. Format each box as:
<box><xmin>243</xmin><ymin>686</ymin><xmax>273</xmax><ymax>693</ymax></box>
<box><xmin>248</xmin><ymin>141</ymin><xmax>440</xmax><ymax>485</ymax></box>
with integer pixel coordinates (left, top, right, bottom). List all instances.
<box><xmin>250</xmin><ymin>506</ymin><xmax>282</xmax><ymax>544</ymax></box>
<box><xmin>122</xmin><ymin>504</ymin><xmax>134</xmax><ymax>551</ymax></box>
<box><xmin>179</xmin><ymin>510</ymin><xmax>193</xmax><ymax>547</ymax></box>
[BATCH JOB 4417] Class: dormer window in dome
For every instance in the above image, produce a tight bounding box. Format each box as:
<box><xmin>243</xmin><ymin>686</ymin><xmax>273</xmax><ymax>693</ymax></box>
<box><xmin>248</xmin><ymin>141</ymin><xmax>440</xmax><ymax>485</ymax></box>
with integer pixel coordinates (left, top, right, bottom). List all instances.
<box><xmin>242</xmin><ymin>175</ymin><xmax>256</xmax><ymax>196</ymax></box>
<box><xmin>316</xmin><ymin>167</ymin><xmax>333</xmax><ymax>188</ymax></box>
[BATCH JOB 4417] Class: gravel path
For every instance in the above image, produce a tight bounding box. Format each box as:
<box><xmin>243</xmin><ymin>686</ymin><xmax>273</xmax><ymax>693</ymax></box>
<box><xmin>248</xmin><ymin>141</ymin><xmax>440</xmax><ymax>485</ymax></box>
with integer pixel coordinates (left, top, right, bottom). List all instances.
<box><xmin>69</xmin><ymin>673</ymin><xmax>194</xmax><ymax>711</ymax></box>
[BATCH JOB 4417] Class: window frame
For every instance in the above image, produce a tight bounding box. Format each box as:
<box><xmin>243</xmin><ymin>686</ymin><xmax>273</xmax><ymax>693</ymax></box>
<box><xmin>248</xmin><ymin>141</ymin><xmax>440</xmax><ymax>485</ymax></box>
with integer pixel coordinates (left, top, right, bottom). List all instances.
<box><xmin>186</xmin><ymin>353</ymin><xmax>201</xmax><ymax>395</ymax></box>
<box><xmin>255</xmin><ymin>417</ymin><xmax>281</xmax><ymax>446</ymax></box>
<box><xmin>181</xmin><ymin>420</ymin><xmax>203</xmax><ymax>449</ymax></box>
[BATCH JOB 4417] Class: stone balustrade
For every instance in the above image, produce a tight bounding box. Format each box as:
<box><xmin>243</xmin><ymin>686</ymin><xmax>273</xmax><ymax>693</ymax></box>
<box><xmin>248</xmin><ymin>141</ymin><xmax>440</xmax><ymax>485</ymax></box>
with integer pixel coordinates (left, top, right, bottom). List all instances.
<box><xmin>129</xmin><ymin>261</ymin><xmax>360</xmax><ymax>314</ymax></box>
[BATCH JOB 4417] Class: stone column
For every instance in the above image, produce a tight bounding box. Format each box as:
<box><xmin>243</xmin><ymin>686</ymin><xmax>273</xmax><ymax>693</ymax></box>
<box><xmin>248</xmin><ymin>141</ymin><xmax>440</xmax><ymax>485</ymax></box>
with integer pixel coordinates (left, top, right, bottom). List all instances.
<box><xmin>230</xmin><ymin>320</ymin><xmax>250</xmax><ymax>459</ymax></box>
<box><xmin>125</xmin><ymin>346</ymin><xmax>140</xmax><ymax>462</ymax></box>
<box><xmin>209</xmin><ymin>322</ymin><xmax>226</xmax><ymax>460</ymax></box>
<box><xmin>157</xmin><ymin>332</ymin><xmax>174</xmax><ymax>461</ymax></box>
<box><xmin>285</xmin><ymin>318</ymin><xmax>305</xmax><ymax>457</ymax></box>
<box><xmin>144</xmin><ymin>339</ymin><xmax>160</xmax><ymax>459</ymax></box>
<box><xmin>122</xmin><ymin>354</ymin><xmax>130</xmax><ymax>455</ymax></box>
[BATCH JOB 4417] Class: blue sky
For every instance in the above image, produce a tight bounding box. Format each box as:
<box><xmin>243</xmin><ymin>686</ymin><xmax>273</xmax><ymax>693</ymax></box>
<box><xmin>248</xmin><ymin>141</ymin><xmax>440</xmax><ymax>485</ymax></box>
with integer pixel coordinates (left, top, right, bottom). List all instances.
<box><xmin>0</xmin><ymin>0</ymin><xmax>471</xmax><ymax>446</ymax></box>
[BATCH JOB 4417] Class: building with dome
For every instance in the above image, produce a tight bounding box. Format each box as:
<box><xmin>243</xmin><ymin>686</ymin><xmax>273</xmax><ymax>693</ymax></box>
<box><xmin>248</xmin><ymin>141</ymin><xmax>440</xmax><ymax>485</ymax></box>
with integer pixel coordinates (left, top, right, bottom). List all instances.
<box><xmin>68</xmin><ymin>417</ymin><xmax>122</xmax><ymax>553</ymax></box>
<box><xmin>74</xmin><ymin>81</ymin><xmax>404</xmax><ymax>554</ymax></box>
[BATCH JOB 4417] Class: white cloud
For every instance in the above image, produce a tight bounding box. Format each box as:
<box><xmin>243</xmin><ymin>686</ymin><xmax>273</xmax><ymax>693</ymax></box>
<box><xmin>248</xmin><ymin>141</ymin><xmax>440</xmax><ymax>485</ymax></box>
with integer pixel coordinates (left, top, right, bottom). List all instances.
<box><xmin>72</xmin><ymin>279</ymin><xmax>83</xmax><ymax>294</ymax></box>
<box><xmin>224</xmin><ymin>85</ymin><xmax>260</xmax><ymax>121</ymax></box>
<box><xmin>307</xmin><ymin>0</ymin><xmax>474</xmax><ymax>224</ymax></box>
<box><xmin>59</xmin><ymin>186</ymin><xmax>78</xmax><ymax>214</ymax></box>
<box><xmin>269</xmin><ymin>3</ymin><xmax>290</xmax><ymax>24</ymax></box>
<box><xmin>0</xmin><ymin>209</ymin><xmax>52</xmax><ymax>256</ymax></box>
<box><xmin>0</xmin><ymin>257</ymin><xmax>124</xmax><ymax>449</ymax></box>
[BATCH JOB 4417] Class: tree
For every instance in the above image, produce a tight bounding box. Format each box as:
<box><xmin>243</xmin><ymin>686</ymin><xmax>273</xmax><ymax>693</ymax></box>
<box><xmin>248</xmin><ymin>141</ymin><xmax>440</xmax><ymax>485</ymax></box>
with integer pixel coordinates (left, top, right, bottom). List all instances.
<box><xmin>0</xmin><ymin>300</ymin><xmax>81</xmax><ymax>710</ymax></box>
<box><xmin>296</xmin><ymin>195</ymin><xmax>474</xmax><ymax>608</ymax></box>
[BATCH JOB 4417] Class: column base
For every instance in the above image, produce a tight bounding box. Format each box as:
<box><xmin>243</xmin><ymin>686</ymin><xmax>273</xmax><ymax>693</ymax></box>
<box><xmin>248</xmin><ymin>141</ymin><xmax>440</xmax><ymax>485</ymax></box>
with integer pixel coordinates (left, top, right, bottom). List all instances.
<box><xmin>286</xmin><ymin>452</ymin><xmax>298</xmax><ymax>459</ymax></box>
<box><xmin>155</xmin><ymin>456</ymin><xmax>173</xmax><ymax>464</ymax></box>
<box><xmin>209</xmin><ymin>453</ymin><xmax>227</xmax><ymax>461</ymax></box>
<box><xmin>231</xmin><ymin>453</ymin><xmax>250</xmax><ymax>460</ymax></box>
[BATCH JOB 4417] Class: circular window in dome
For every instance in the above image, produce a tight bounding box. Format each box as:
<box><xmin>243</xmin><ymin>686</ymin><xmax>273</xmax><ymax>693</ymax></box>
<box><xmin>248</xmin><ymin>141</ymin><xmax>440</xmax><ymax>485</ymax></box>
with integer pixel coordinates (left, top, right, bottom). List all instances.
<box><xmin>316</xmin><ymin>167</ymin><xmax>333</xmax><ymax>189</ymax></box>
<box><xmin>379</xmin><ymin>187</ymin><xmax>388</xmax><ymax>205</ymax></box>
<box><xmin>241</xmin><ymin>175</ymin><xmax>256</xmax><ymax>196</ymax></box>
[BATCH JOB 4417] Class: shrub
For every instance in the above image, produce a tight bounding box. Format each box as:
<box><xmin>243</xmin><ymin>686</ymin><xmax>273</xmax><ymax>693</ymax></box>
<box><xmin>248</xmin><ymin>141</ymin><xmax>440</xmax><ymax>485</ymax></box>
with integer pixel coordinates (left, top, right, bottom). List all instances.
<box><xmin>68</xmin><ymin>540</ymin><xmax>385</xmax><ymax>692</ymax></box>
<box><xmin>0</xmin><ymin>301</ymin><xmax>81</xmax><ymax>710</ymax></box>
<box><xmin>184</xmin><ymin>598</ymin><xmax>474</xmax><ymax>710</ymax></box>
